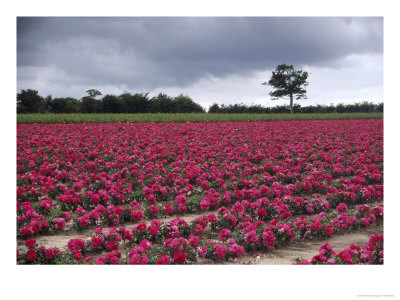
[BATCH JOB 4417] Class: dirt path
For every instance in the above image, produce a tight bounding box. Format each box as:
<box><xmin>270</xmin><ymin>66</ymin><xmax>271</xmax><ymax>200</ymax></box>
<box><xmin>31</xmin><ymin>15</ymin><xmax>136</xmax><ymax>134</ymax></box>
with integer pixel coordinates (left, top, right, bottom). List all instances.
<box><xmin>17</xmin><ymin>221</ymin><xmax>383</xmax><ymax>265</ymax></box>
<box><xmin>17</xmin><ymin>201</ymin><xmax>383</xmax><ymax>254</ymax></box>
<box><xmin>233</xmin><ymin>224</ymin><xmax>383</xmax><ymax>265</ymax></box>
<box><xmin>17</xmin><ymin>211</ymin><xmax>208</xmax><ymax>250</ymax></box>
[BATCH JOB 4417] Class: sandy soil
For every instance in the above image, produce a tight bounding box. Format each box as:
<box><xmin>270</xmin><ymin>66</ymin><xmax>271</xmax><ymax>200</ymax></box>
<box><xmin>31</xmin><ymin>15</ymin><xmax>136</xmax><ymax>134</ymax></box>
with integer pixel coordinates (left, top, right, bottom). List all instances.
<box><xmin>17</xmin><ymin>210</ymin><xmax>211</xmax><ymax>251</ymax></box>
<box><xmin>233</xmin><ymin>224</ymin><xmax>383</xmax><ymax>265</ymax></box>
<box><xmin>17</xmin><ymin>202</ymin><xmax>383</xmax><ymax>265</ymax></box>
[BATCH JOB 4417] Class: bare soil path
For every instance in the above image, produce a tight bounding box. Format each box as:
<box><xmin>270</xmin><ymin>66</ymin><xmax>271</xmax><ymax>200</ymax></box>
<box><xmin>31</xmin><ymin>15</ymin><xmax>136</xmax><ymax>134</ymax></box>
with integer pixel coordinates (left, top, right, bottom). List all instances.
<box><xmin>233</xmin><ymin>224</ymin><xmax>383</xmax><ymax>265</ymax></box>
<box><xmin>17</xmin><ymin>201</ymin><xmax>383</xmax><ymax>261</ymax></box>
<box><xmin>17</xmin><ymin>211</ymin><xmax>208</xmax><ymax>250</ymax></box>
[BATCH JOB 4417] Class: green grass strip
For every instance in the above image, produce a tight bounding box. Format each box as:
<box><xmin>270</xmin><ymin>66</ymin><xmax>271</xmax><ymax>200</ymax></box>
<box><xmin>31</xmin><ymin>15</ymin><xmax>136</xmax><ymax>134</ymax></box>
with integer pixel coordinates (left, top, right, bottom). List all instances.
<box><xmin>17</xmin><ymin>113</ymin><xmax>383</xmax><ymax>124</ymax></box>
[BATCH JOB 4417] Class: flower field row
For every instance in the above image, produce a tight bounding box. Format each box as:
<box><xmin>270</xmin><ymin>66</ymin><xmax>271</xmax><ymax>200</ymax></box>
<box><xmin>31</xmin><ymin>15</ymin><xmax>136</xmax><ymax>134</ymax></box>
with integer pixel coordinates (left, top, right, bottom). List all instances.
<box><xmin>16</xmin><ymin>120</ymin><xmax>383</xmax><ymax>264</ymax></box>
<box><xmin>17</xmin><ymin>201</ymin><xmax>383</xmax><ymax>264</ymax></box>
<box><xmin>296</xmin><ymin>233</ymin><xmax>384</xmax><ymax>265</ymax></box>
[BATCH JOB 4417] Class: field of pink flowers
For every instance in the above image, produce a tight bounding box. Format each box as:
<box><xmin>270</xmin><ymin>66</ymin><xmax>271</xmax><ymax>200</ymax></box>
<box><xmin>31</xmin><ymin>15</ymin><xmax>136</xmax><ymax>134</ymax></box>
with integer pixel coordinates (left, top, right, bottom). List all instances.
<box><xmin>16</xmin><ymin>119</ymin><xmax>383</xmax><ymax>264</ymax></box>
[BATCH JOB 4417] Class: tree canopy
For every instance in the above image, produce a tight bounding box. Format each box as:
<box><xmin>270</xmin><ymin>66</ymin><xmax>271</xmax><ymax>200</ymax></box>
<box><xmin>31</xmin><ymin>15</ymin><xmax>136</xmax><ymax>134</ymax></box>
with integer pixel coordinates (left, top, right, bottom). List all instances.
<box><xmin>17</xmin><ymin>89</ymin><xmax>47</xmax><ymax>113</ymax></box>
<box><xmin>86</xmin><ymin>89</ymin><xmax>102</xmax><ymax>99</ymax></box>
<box><xmin>16</xmin><ymin>88</ymin><xmax>382</xmax><ymax>115</ymax></box>
<box><xmin>263</xmin><ymin>64</ymin><xmax>309</xmax><ymax>114</ymax></box>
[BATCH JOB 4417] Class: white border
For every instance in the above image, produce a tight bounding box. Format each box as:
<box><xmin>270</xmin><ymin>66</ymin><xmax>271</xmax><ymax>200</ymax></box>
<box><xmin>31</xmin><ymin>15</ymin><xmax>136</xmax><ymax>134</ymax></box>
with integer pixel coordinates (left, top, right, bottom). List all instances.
<box><xmin>3</xmin><ymin>1</ymin><xmax>399</xmax><ymax>299</ymax></box>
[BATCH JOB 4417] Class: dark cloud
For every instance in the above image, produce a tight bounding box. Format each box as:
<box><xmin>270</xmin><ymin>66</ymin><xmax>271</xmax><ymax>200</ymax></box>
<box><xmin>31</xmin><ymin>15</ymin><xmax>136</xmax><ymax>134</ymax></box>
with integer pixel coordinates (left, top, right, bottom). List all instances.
<box><xmin>17</xmin><ymin>17</ymin><xmax>383</xmax><ymax>94</ymax></box>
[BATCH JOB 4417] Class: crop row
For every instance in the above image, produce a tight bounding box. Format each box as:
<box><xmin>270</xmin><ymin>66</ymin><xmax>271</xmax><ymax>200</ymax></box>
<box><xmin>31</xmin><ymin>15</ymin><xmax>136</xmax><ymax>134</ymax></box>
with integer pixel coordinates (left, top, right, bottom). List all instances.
<box><xmin>17</xmin><ymin>200</ymin><xmax>383</xmax><ymax>264</ymax></box>
<box><xmin>17</xmin><ymin>120</ymin><xmax>383</xmax><ymax>264</ymax></box>
<box><xmin>296</xmin><ymin>233</ymin><xmax>383</xmax><ymax>265</ymax></box>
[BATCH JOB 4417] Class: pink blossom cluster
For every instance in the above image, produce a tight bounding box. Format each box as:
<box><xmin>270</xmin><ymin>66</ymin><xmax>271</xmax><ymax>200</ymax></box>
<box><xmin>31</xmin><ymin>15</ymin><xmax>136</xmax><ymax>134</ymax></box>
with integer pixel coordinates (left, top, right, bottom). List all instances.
<box><xmin>297</xmin><ymin>234</ymin><xmax>383</xmax><ymax>265</ymax></box>
<box><xmin>17</xmin><ymin>120</ymin><xmax>383</xmax><ymax>264</ymax></box>
<box><xmin>17</xmin><ymin>238</ymin><xmax>61</xmax><ymax>264</ymax></box>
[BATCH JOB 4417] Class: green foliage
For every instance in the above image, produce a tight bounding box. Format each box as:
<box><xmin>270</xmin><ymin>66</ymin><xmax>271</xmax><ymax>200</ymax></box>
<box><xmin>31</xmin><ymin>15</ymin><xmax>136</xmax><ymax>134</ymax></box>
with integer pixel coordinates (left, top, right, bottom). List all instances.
<box><xmin>101</xmin><ymin>94</ymin><xmax>123</xmax><ymax>113</ymax></box>
<box><xmin>53</xmin><ymin>254</ymin><xmax>76</xmax><ymax>265</ymax></box>
<box><xmin>86</xmin><ymin>89</ymin><xmax>102</xmax><ymax>99</ymax></box>
<box><xmin>16</xmin><ymin>88</ymin><xmax>383</xmax><ymax>116</ymax></box>
<box><xmin>80</xmin><ymin>96</ymin><xmax>98</xmax><ymax>113</ymax></box>
<box><xmin>17</xmin><ymin>112</ymin><xmax>383</xmax><ymax>123</ymax></box>
<box><xmin>77</xmin><ymin>89</ymin><xmax>103</xmax><ymax>113</ymax></box>
<box><xmin>208</xmin><ymin>103</ymin><xmax>221</xmax><ymax>113</ymax></box>
<box><xmin>119</xmin><ymin>92</ymin><xmax>150</xmax><ymax>113</ymax></box>
<box><xmin>17</xmin><ymin>89</ymin><xmax>207</xmax><ymax>114</ymax></box>
<box><xmin>265</xmin><ymin>64</ymin><xmax>309</xmax><ymax>100</ymax></box>
<box><xmin>48</xmin><ymin>207</ymin><xmax>64</xmax><ymax>219</ymax></box>
<box><xmin>149</xmin><ymin>93</ymin><xmax>175</xmax><ymax>113</ymax></box>
<box><xmin>174</xmin><ymin>94</ymin><xmax>205</xmax><ymax>113</ymax></box>
<box><xmin>17</xmin><ymin>89</ymin><xmax>47</xmax><ymax>113</ymax></box>
<box><xmin>263</xmin><ymin>64</ymin><xmax>309</xmax><ymax>114</ymax></box>
<box><xmin>208</xmin><ymin>101</ymin><xmax>383</xmax><ymax>114</ymax></box>
<box><xmin>48</xmin><ymin>97</ymin><xmax>80</xmax><ymax>113</ymax></box>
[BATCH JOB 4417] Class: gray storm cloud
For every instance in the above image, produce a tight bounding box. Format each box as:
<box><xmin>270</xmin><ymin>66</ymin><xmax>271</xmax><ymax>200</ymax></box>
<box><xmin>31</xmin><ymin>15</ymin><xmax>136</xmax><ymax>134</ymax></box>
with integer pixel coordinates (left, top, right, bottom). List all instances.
<box><xmin>17</xmin><ymin>17</ymin><xmax>383</xmax><ymax>103</ymax></box>
<box><xmin>17</xmin><ymin>17</ymin><xmax>383</xmax><ymax>107</ymax></box>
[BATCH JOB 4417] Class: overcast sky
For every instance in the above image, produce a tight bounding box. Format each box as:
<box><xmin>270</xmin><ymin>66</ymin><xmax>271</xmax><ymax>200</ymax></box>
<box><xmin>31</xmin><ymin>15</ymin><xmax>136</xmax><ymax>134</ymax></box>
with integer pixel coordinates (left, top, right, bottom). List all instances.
<box><xmin>17</xmin><ymin>17</ymin><xmax>383</xmax><ymax>108</ymax></box>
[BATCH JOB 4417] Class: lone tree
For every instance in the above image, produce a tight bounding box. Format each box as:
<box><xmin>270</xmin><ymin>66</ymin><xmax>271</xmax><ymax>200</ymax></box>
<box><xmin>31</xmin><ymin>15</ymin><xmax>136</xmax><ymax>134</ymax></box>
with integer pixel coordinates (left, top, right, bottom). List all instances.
<box><xmin>263</xmin><ymin>64</ymin><xmax>309</xmax><ymax>114</ymax></box>
<box><xmin>86</xmin><ymin>89</ymin><xmax>102</xmax><ymax>99</ymax></box>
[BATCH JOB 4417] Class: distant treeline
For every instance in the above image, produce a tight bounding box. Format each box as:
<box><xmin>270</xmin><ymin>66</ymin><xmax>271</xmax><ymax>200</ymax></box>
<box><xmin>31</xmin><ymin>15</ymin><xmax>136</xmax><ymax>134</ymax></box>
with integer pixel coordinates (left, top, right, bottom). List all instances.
<box><xmin>17</xmin><ymin>89</ymin><xmax>383</xmax><ymax>114</ymax></box>
<box><xmin>208</xmin><ymin>102</ymin><xmax>383</xmax><ymax>114</ymax></box>
<box><xmin>17</xmin><ymin>89</ymin><xmax>205</xmax><ymax>114</ymax></box>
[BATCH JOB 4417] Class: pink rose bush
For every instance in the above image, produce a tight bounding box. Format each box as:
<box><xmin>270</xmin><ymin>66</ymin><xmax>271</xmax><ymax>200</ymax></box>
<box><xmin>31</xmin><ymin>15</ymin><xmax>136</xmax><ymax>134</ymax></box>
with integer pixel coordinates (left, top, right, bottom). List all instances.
<box><xmin>17</xmin><ymin>238</ymin><xmax>61</xmax><ymax>264</ymax></box>
<box><xmin>17</xmin><ymin>120</ymin><xmax>383</xmax><ymax>264</ymax></box>
<box><xmin>296</xmin><ymin>234</ymin><xmax>383</xmax><ymax>265</ymax></box>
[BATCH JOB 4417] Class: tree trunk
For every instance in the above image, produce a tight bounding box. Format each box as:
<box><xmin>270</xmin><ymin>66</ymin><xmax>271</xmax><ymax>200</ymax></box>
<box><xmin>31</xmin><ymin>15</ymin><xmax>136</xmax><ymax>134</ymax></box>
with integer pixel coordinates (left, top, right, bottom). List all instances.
<box><xmin>290</xmin><ymin>93</ymin><xmax>293</xmax><ymax>114</ymax></box>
